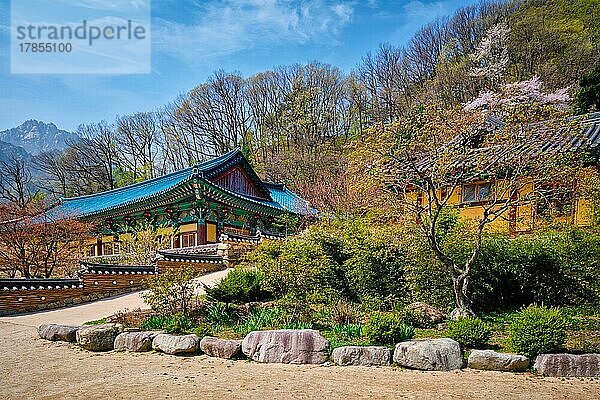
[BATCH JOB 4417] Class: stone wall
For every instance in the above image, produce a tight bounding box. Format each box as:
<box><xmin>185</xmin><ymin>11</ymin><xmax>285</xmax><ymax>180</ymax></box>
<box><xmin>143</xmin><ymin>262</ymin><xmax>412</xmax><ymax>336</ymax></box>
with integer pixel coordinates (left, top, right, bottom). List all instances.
<box><xmin>0</xmin><ymin>270</ymin><xmax>152</xmax><ymax>316</ymax></box>
<box><xmin>156</xmin><ymin>260</ymin><xmax>226</xmax><ymax>275</ymax></box>
<box><xmin>217</xmin><ymin>240</ymin><xmax>259</xmax><ymax>266</ymax></box>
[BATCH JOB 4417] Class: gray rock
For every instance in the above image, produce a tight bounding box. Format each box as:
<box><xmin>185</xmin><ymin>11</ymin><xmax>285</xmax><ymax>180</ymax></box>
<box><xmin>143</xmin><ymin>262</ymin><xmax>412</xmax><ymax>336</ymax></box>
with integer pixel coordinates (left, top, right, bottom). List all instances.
<box><xmin>393</xmin><ymin>338</ymin><xmax>463</xmax><ymax>371</ymax></box>
<box><xmin>468</xmin><ymin>350</ymin><xmax>529</xmax><ymax>372</ymax></box>
<box><xmin>38</xmin><ymin>324</ymin><xmax>80</xmax><ymax>342</ymax></box>
<box><xmin>76</xmin><ymin>324</ymin><xmax>124</xmax><ymax>351</ymax></box>
<box><xmin>200</xmin><ymin>336</ymin><xmax>242</xmax><ymax>359</ymax></box>
<box><xmin>152</xmin><ymin>334</ymin><xmax>200</xmax><ymax>355</ymax></box>
<box><xmin>242</xmin><ymin>329</ymin><xmax>329</xmax><ymax>364</ymax></box>
<box><xmin>534</xmin><ymin>353</ymin><xmax>600</xmax><ymax>377</ymax></box>
<box><xmin>406</xmin><ymin>302</ymin><xmax>447</xmax><ymax>326</ymax></box>
<box><xmin>331</xmin><ymin>346</ymin><xmax>391</xmax><ymax>366</ymax></box>
<box><xmin>113</xmin><ymin>331</ymin><xmax>155</xmax><ymax>352</ymax></box>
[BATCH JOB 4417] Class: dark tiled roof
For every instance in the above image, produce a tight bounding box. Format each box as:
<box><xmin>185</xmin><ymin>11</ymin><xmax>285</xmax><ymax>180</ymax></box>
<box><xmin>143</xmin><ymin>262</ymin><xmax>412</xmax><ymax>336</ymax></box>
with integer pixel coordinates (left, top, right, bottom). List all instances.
<box><xmin>539</xmin><ymin>111</ymin><xmax>600</xmax><ymax>151</ymax></box>
<box><xmin>51</xmin><ymin>149</ymin><xmax>313</xmax><ymax>219</ymax></box>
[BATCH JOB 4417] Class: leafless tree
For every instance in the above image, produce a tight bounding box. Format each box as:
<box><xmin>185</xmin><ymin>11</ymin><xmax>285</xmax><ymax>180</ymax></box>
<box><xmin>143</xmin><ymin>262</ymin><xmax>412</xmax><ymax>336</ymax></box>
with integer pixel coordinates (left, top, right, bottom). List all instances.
<box><xmin>0</xmin><ymin>155</ymin><xmax>38</xmax><ymax>208</ymax></box>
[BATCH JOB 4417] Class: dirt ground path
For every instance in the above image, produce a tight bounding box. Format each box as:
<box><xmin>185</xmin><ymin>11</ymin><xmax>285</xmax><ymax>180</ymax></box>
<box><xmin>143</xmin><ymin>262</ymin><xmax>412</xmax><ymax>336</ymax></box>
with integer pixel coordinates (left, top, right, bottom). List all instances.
<box><xmin>0</xmin><ymin>267</ymin><xmax>599</xmax><ymax>399</ymax></box>
<box><xmin>0</xmin><ymin>321</ymin><xmax>598</xmax><ymax>400</ymax></box>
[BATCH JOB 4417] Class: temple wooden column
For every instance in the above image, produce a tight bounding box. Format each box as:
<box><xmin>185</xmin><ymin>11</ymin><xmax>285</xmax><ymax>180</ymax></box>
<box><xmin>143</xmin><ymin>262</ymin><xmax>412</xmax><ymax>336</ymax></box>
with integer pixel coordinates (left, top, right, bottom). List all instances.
<box><xmin>197</xmin><ymin>220</ymin><xmax>207</xmax><ymax>245</ymax></box>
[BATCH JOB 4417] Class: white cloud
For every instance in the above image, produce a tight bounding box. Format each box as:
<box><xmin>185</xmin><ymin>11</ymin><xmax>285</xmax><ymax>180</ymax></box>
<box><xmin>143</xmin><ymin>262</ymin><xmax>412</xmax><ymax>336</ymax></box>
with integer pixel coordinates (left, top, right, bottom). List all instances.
<box><xmin>403</xmin><ymin>0</ymin><xmax>453</xmax><ymax>19</ymax></box>
<box><xmin>153</xmin><ymin>0</ymin><xmax>354</xmax><ymax>63</ymax></box>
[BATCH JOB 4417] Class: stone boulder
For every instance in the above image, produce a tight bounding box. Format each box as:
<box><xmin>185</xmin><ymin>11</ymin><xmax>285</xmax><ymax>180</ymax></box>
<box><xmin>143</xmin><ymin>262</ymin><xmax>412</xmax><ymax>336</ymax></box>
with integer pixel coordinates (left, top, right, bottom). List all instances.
<box><xmin>534</xmin><ymin>353</ymin><xmax>600</xmax><ymax>377</ymax></box>
<box><xmin>406</xmin><ymin>302</ymin><xmax>447</xmax><ymax>326</ymax></box>
<box><xmin>242</xmin><ymin>329</ymin><xmax>329</xmax><ymax>364</ymax></box>
<box><xmin>393</xmin><ymin>338</ymin><xmax>463</xmax><ymax>371</ymax></box>
<box><xmin>76</xmin><ymin>324</ymin><xmax>124</xmax><ymax>352</ymax></box>
<box><xmin>200</xmin><ymin>336</ymin><xmax>242</xmax><ymax>359</ymax></box>
<box><xmin>38</xmin><ymin>324</ymin><xmax>80</xmax><ymax>342</ymax></box>
<box><xmin>152</xmin><ymin>334</ymin><xmax>200</xmax><ymax>355</ymax></box>
<box><xmin>468</xmin><ymin>350</ymin><xmax>529</xmax><ymax>372</ymax></box>
<box><xmin>332</xmin><ymin>346</ymin><xmax>391</xmax><ymax>366</ymax></box>
<box><xmin>114</xmin><ymin>331</ymin><xmax>160</xmax><ymax>352</ymax></box>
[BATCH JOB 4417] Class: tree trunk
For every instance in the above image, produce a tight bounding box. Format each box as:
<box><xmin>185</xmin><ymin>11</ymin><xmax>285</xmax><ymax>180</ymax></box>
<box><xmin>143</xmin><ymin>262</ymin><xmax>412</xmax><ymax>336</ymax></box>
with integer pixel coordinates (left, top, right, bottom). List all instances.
<box><xmin>450</xmin><ymin>273</ymin><xmax>476</xmax><ymax>320</ymax></box>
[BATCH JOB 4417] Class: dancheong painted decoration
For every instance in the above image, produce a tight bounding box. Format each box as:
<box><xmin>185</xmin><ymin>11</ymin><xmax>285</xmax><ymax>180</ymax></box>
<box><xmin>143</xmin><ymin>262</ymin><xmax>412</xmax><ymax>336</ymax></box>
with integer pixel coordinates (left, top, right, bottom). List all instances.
<box><xmin>49</xmin><ymin>149</ymin><xmax>314</xmax><ymax>255</ymax></box>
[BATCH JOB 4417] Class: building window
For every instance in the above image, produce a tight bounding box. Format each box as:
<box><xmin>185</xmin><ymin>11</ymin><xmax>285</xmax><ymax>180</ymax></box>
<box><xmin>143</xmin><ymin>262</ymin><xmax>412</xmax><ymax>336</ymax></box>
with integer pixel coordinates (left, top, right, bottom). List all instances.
<box><xmin>462</xmin><ymin>182</ymin><xmax>493</xmax><ymax>204</ymax></box>
<box><xmin>103</xmin><ymin>242</ymin><xmax>113</xmax><ymax>256</ymax></box>
<box><xmin>88</xmin><ymin>245</ymin><xmax>96</xmax><ymax>257</ymax></box>
<box><xmin>180</xmin><ymin>232</ymin><xmax>196</xmax><ymax>248</ymax></box>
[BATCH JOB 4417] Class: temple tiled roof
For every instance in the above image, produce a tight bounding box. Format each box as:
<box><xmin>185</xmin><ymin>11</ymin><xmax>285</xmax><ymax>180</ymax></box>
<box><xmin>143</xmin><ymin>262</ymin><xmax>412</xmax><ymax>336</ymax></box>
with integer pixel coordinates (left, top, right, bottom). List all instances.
<box><xmin>52</xmin><ymin>149</ymin><xmax>313</xmax><ymax>219</ymax></box>
<box><xmin>56</xmin><ymin>166</ymin><xmax>194</xmax><ymax>218</ymax></box>
<box><xmin>264</xmin><ymin>182</ymin><xmax>316</xmax><ymax>215</ymax></box>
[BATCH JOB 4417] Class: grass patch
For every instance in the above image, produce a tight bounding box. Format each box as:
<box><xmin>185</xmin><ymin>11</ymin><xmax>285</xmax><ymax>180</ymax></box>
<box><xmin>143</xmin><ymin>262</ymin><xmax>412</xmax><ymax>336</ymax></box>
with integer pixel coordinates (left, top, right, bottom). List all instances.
<box><xmin>322</xmin><ymin>323</ymin><xmax>371</xmax><ymax>350</ymax></box>
<box><xmin>83</xmin><ymin>318</ymin><xmax>107</xmax><ymax>325</ymax></box>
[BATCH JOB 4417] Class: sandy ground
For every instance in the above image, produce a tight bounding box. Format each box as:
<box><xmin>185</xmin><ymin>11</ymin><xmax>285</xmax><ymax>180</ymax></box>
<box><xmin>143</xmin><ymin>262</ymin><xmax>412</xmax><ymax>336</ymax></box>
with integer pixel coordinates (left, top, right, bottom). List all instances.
<box><xmin>0</xmin><ymin>268</ymin><xmax>599</xmax><ymax>399</ymax></box>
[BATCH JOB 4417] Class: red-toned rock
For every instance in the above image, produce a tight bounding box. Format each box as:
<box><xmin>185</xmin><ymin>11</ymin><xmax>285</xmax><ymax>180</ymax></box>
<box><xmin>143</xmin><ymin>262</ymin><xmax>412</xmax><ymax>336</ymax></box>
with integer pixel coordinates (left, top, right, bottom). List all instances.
<box><xmin>535</xmin><ymin>353</ymin><xmax>600</xmax><ymax>377</ymax></box>
<box><xmin>242</xmin><ymin>329</ymin><xmax>329</xmax><ymax>364</ymax></box>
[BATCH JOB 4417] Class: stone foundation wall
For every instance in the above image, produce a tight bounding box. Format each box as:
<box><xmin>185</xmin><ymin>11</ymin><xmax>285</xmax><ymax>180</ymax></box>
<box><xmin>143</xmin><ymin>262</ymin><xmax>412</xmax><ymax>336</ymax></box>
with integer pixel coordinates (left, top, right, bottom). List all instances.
<box><xmin>217</xmin><ymin>241</ymin><xmax>259</xmax><ymax>267</ymax></box>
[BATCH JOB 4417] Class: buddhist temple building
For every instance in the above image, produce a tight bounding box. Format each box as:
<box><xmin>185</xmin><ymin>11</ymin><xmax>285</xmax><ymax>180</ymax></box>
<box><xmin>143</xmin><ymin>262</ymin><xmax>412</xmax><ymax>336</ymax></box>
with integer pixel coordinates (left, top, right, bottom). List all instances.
<box><xmin>52</xmin><ymin>149</ymin><xmax>313</xmax><ymax>257</ymax></box>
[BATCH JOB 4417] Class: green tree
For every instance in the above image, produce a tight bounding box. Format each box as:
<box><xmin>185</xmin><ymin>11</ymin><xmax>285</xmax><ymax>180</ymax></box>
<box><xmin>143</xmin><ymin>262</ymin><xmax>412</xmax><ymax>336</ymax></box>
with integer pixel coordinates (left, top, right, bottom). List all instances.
<box><xmin>576</xmin><ymin>65</ymin><xmax>600</xmax><ymax>114</ymax></box>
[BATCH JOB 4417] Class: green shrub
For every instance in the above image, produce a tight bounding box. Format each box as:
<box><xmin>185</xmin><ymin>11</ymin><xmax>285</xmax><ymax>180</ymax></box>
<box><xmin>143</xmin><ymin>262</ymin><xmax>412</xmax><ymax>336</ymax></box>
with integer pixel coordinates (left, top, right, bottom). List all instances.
<box><xmin>204</xmin><ymin>301</ymin><xmax>236</xmax><ymax>331</ymax></box>
<box><xmin>363</xmin><ymin>311</ymin><xmax>415</xmax><ymax>345</ymax></box>
<box><xmin>193</xmin><ymin>323</ymin><xmax>212</xmax><ymax>338</ymax></box>
<box><xmin>163</xmin><ymin>312</ymin><xmax>196</xmax><ymax>334</ymax></box>
<box><xmin>204</xmin><ymin>268</ymin><xmax>271</xmax><ymax>304</ymax></box>
<box><xmin>246</xmin><ymin>238</ymin><xmax>338</xmax><ymax>300</ymax></box>
<box><xmin>508</xmin><ymin>305</ymin><xmax>567</xmax><ymax>358</ymax></box>
<box><xmin>241</xmin><ymin>218</ymin><xmax>600</xmax><ymax>316</ymax></box>
<box><xmin>233</xmin><ymin>307</ymin><xmax>283</xmax><ymax>336</ymax></box>
<box><xmin>446</xmin><ymin>317</ymin><xmax>492</xmax><ymax>349</ymax></box>
<box><xmin>140</xmin><ymin>315</ymin><xmax>170</xmax><ymax>330</ymax></box>
<box><xmin>139</xmin><ymin>314</ymin><xmax>196</xmax><ymax>334</ymax></box>
<box><xmin>324</xmin><ymin>323</ymin><xmax>367</xmax><ymax>349</ymax></box>
<box><xmin>142</xmin><ymin>267</ymin><xmax>198</xmax><ymax>317</ymax></box>
<box><xmin>468</xmin><ymin>229</ymin><xmax>600</xmax><ymax>310</ymax></box>
<box><xmin>244</xmin><ymin>219</ymin><xmax>416</xmax><ymax>312</ymax></box>
<box><xmin>331</xmin><ymin>323</ymin><xmax>363</xmax><ymax>340</ymax></box>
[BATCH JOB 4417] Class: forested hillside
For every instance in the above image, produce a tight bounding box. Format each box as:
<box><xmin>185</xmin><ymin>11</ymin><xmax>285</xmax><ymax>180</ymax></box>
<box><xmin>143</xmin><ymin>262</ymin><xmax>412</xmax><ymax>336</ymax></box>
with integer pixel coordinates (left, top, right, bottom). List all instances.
<box><xmin>1</xmin><ymin>0</ymin><xmax>598</xmax><ymax>211</ymax></box>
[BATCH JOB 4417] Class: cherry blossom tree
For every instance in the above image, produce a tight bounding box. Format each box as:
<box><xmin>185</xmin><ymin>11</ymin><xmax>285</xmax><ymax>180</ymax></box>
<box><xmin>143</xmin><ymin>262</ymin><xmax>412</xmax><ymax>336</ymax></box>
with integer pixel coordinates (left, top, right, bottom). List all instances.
<box><xmin>351</xmin><ymin>80</ymin><xmax>581</xmax><ymax>317</ymax></box>
<box><xmin>469</xmin><ymin>22</ymin><xmax>510</xmax><ymax>89</ymax></box>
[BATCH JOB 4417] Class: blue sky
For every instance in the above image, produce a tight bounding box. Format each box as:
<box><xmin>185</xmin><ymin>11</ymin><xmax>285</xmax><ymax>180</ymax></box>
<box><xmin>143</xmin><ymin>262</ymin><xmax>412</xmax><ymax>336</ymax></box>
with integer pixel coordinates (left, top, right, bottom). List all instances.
<box><xmin>0</xmin><ymin>0</ymin><xmax>477</xmax><ymax>132</ymax></box>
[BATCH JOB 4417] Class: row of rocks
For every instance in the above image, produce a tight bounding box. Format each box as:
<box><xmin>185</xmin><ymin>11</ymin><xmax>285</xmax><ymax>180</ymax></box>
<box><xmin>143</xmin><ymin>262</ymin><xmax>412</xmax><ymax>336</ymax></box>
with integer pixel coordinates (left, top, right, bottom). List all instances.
<box><xmin>39</xmin><ymin>323</ymin><xmax>243</xmax><ymax>358</ymax></box>
<box><xmin>39</xmin><ymin>325</ymin><xmax>600</xmax><ymax>376</ymax></box>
